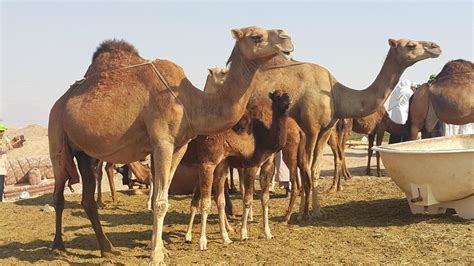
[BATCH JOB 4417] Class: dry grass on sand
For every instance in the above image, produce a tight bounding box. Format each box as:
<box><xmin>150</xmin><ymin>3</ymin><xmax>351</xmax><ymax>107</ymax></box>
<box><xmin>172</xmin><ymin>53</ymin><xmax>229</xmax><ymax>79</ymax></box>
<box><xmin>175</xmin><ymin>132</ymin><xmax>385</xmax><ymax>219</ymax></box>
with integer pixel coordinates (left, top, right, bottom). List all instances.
<box><xmin>0</xmin><ymin>147</ymin><xmax>472</xmax><ymax>264</ymax></box>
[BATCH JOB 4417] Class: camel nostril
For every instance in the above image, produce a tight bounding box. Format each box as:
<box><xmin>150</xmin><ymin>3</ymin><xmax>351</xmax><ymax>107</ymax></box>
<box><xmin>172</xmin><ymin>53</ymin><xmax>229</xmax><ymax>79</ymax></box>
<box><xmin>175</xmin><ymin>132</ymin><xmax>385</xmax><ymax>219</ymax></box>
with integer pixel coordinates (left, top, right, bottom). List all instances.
<box><xmin>431</xmin><ymin>43</ymin><xmax>439</xmax><ymax>48</ymax></box>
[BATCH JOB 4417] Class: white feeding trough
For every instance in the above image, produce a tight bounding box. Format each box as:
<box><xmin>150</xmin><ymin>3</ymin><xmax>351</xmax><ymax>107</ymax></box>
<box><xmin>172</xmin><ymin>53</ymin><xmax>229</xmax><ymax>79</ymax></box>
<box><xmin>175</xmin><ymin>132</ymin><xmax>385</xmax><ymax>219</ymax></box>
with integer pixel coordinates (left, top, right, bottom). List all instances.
<box><xmin>372</xmin><ymin>134</ymin><xmax>474</xmax><ymax>219</ymax></box>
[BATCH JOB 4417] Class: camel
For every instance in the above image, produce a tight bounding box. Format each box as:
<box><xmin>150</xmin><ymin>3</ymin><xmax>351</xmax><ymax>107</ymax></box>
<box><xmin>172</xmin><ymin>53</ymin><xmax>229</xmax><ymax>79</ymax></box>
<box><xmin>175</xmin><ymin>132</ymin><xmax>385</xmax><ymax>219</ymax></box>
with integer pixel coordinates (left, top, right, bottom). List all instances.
<box><xmin>48</xmin><ymin>26</ymin><xmax>294</xmax><ymax>264</ymax></box>
<box><xmin>409</xmin><ymin>59</ymin><xmax>474</xmax><ymax>140</ymax></box>
<box><xmin>241</xmin><ymin>38</ymin><xmax>441</xmax><ymax>215</ymax></box>
<box><xmin>183</xmin><ymin>90</ymin><xmax>291</xmax><ymax>249</ymax></box>
<box><xmin>203</xmin><ymin>67</ymin><xmax>313</xmax><ymax>224</ymax></box>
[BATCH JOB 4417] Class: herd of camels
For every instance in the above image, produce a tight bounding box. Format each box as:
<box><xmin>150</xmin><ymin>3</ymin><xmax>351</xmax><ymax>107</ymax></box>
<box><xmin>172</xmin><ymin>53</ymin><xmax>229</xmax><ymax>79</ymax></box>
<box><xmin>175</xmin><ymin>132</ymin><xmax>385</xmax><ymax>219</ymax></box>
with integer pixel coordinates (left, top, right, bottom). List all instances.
<box><xmin>48</xmin><ymin>25</ymin><xmax>473</xmax><ymax>264</ymax></box>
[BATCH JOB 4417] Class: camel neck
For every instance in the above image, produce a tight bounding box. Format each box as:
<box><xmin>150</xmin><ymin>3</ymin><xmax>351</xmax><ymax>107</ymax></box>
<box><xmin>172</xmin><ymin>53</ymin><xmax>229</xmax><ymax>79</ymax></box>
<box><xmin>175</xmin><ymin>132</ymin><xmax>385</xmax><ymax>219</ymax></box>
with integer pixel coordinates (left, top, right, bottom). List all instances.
<box><xmin>190</xmin><ymin>46</ymin><xmax>260</xmax><ymax>135</ymax></box>
<box><xmin>333</xmin><ymin>48</ymin><xmax>406</xmax><ymax>118</ymax></box>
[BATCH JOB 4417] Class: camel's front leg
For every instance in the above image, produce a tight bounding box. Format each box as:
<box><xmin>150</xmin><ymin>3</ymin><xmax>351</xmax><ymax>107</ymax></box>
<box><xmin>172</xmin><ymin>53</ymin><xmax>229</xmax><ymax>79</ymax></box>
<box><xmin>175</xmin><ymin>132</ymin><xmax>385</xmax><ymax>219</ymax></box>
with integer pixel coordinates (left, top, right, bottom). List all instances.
<box><xmin>240</xmin><ymin>167</ymin><xmax>257</xmax><ymax>240</ymax></box>
<box><xmin>259</xmin><ymin>157</ymin><xmax>275</xmax><ymax>240</ymax></box>
<box><xmin>198</xmin><ymin>163</ymin><xmax>215</xmax><ymax>250</ymax></box>
<box><xmin>375</xmin><ymin>131</ymin><xmax>384</xmax><ymax>177</ymax></box>
<box><xmin>310</xmin><ymin>128</ymin><xmax>332</xmax><ymax>218</ymax></box>
<box><xmin>149</xmin><ymin>142</ymin><xmax>176</xmax><ymax>264</ymax></box>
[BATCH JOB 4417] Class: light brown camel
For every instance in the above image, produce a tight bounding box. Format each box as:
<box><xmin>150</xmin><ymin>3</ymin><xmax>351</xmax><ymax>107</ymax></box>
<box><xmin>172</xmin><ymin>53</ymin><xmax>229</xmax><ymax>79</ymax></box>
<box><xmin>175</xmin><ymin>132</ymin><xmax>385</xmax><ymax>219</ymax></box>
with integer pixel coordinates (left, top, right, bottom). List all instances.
<box><xmin>183</xmin><ymin>90</ymin><xmax>291</xmax><ymax>249</ymax></box>
<box><xmin>48</xmin><ymin>26</ymin><xmax>294</xmax><ymax>264</ymax></box>
<box><xmin>409</xmin><ymin>59</ymin><xmax>474</xmax><ymax>140</ymax></box>
<box><xmin>203</xmin><ymin>67</ymin><xmax>312</xmax><ymax>225</ymax></box>
<box><xmin>243</xmin><ymin>38</ymin><xmax>441</xmax><ymax>215</ymax></box>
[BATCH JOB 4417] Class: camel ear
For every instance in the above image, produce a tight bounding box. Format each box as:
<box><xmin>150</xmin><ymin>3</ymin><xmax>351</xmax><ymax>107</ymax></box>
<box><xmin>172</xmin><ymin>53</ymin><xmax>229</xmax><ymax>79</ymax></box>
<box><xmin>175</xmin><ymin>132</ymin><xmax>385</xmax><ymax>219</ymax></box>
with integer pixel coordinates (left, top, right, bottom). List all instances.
<box><xmin>231</xmin><ymin>29</ymin><xmax>244</xmax><ymax>40</ymax></box>
<box><xmin>388</xmin><ymin>39</ymin><xmax>398</xmax><ymax>48</ymax></box>
<box><xmin>207</xmin><ymin>68</ymin><xmax>214</xmax><ymax>76</ymax></box>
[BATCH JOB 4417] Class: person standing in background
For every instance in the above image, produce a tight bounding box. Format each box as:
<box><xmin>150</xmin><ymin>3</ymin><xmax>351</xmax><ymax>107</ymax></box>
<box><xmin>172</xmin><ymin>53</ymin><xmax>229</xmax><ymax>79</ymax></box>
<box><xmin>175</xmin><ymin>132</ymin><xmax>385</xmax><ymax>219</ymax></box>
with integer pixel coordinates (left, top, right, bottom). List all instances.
<box><xmin>384</xmin><ymin>79</ymin><xmax>414</xmax><ymax>143</ymax></box>
<box><xmin>0</xmin><ymin>123</ymin><xmax>25</xmax><ymax>202</ymax></box>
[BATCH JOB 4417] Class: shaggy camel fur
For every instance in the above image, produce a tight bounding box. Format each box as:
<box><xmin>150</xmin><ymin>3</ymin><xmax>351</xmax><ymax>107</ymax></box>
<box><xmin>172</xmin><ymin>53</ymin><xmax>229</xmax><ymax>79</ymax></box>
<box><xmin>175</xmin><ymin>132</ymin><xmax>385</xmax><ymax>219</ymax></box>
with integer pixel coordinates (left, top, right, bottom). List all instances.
<box><xmin>203</xmin><ymin>67</ymin><xmax>312</xmax><ymax>225</ymax></box>
<box><xmin>409</xmin><ymin>59</ymin><xmax>474</xmax><ymax>140</ymax></box>
<box><xmin>48</xmin><ymin>26</ymin><xmax>294</xmax><ymax>264</ymax></box>
<box><xmin>183</xmin><ymin>90</ymin><xmax>291</xmax><ymax>249</ymax></box>
<box><xmin>243</xmin><ymin>38</ymin><xmax>441</xmax><ymax>216</ymax></box>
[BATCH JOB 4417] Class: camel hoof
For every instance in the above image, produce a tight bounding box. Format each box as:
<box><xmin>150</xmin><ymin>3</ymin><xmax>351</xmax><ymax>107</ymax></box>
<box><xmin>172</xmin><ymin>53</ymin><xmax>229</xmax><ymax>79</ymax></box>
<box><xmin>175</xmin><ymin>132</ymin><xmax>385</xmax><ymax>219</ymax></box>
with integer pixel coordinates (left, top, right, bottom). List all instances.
<box><xmin>337</xmin><ymin>186</ymin><xmax>343</xmax><ymax>192</ymax></box>
<box><xmin>185</xmin><ymin>233</ymin><xmax>192</xmax><ymax>243</ymax></box>
<box><xmin>240</xmin><ymin>231</ymin><xmax>249</xmax><ymax>241</ymax></box>
<box><xmin>199</xmin><ymin>239</ymin><xmax>208</xmax><ymax>250</ymax></box>
<box><xmin>101</xmin><ymin>248</ymin><xmax>121</xmax><ymax>258</ymax></box>
<box><xmin>52</xmin><ymin>248</ymin><xmax>67</xmax><ymax>257</ymax></box>
<box><xmin>327</xmin><ymin>187</ymin><xmax>337</xmax><ymax>193</ymax></box>
<box><xmin>223</xmin><ymin>238</ymin><xmax>233</xmax><ymax>245</ymax></box>
<box><xmin>264</xmin><ymin>233</ymin><xmax>274</xmax><ymax>240</ymax></box>
<box><xmin>311</xmin><ymin>209</ymin><xmax>327</xmax><ymax>219</ymax></box>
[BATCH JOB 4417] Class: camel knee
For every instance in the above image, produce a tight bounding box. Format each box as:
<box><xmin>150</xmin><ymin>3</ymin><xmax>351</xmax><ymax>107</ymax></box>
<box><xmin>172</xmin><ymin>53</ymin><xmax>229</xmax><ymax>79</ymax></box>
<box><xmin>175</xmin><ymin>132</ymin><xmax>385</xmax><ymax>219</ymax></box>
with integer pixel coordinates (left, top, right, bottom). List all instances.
<box><xmin>154</xmin><ymin>200</ymin><xmax>169</xmax><ymax>216</ymax></box>
<box><xmin>201</xmin><ymin>198</ymin><xmax>212</xmax><ymax>213</ymax></box>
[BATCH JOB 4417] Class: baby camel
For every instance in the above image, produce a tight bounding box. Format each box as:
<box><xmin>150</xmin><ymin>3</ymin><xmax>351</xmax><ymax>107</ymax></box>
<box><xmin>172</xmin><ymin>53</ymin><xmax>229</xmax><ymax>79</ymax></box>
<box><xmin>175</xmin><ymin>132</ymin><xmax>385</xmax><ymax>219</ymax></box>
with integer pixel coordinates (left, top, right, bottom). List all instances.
<box><xmin>183</xmin><ymin>90</ymin><xmax>291</xmax><ymax>250</ymax></box>
<box><xmin>205</xmin><ymin>67</ymin><xmax>313</xmax><ymax>226</ymax></box>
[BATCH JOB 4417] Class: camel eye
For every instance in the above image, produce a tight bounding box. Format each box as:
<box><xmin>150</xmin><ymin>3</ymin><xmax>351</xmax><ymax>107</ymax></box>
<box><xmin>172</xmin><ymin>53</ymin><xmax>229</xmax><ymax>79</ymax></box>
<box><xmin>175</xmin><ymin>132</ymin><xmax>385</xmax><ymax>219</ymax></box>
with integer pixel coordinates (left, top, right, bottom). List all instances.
<box><xmin>250</xmin><ymin>35</ymin><xmax>263</xmax><ymax>43</ymax></box>
<box><xmin>407</xmin><ymin>43</ymin><xmax>417</xmax><ymax>49</ymax></box>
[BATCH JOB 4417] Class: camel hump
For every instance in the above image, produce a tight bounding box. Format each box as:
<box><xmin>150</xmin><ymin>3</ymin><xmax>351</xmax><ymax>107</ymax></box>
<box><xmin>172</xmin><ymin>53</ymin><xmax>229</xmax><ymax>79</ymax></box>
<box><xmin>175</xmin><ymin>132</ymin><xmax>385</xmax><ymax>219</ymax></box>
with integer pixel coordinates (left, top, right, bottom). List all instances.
<box><xmin>437</xmin><ymin>59</ymin><xmax>474</xmax><ymax>78</ymax></box>
<box><xmin>92</xmin><ymin>39</ymin><xmax>139</xmax><ymax>62</ymax></box>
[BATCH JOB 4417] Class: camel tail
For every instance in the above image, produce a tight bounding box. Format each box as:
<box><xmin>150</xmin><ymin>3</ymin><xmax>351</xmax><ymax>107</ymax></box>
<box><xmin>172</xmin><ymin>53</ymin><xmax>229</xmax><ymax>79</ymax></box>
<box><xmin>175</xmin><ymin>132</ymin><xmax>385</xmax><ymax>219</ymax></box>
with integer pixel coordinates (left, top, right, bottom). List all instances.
<box><xmin>60</xmin><ymin>135</ymin><xmax>81</xmax><ymax>187</ymax></box>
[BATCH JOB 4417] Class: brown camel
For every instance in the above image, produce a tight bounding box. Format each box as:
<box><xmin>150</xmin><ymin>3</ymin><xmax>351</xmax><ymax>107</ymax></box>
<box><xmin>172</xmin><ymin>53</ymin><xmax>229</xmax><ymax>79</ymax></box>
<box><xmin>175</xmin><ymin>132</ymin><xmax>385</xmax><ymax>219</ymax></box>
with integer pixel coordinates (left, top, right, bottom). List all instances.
<box><xmin>183</xmin><ymin>90</ymin><xmax>291</xmax><ymax>249</ymax></box>
<box><xmin>203</xmin><ymin>67</ymin><xmax>312</xmax><ymax>225</ymax></box>
<box><xmin>48</xmin><ymin>26</ymin><xmax>294</xmax><ymax>264</ymax></box>
<box><xmin>242</xmin><ymin>38</ymin><xmax>441</xmax><ymax>215</ymax></box>
<box><xmin>409</xmin><ymin>59</ymin><xmax>474</xmax><ymax>140</ymax></box>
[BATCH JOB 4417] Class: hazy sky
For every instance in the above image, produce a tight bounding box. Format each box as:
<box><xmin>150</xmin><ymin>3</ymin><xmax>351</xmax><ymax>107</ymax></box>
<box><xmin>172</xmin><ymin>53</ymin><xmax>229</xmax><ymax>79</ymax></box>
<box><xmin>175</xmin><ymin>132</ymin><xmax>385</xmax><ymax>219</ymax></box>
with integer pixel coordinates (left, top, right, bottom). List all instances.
<box><xmin>1</xmin><ymin>1</ymin><xmax>472</xmax><ymax>127</ymax></box>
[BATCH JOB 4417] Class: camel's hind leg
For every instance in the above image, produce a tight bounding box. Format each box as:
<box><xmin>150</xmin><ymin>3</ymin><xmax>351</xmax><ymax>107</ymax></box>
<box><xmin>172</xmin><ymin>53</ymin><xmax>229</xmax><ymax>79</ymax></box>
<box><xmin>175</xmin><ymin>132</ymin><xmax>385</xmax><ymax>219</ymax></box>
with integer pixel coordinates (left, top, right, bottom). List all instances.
<box><xmin>375</xmin><ymin>131</ymin><xmax>384</xmax><ymax>177</ymax></box>
<box><xmin>214</xmin><ymin>162</ymin><xmax>233</xmax><ymax>245</ymax></box>
<box><xmin>105</xmin><ymin>163</ymin><xmax>117</xmax><ymax>202</ymax></box>
<box><xmin>327</xmin><ymin>133</ymin><xmax>342</xmax><ymax>193</ymax></box>
<box><xmin>185</xmin><ymin>183</ymin><xmax>200</xmax><ymax>243</ymax></box>
<box><xmin>95</xmin><ymin>161</ymin><xmax>105</xmax><ymax>208</ymax></box>
<box><xmin>283</xmin><ymin>148</ymin><xmax>299</xmax><ymax>224</ymax></box>
<box><xmin>366</xmin><ymin>133</ymin><xmax>376</xmax><ymax>175</ymax></box>
<box><xmin>76</xmin><ymin>152</ymin><xmax>119</xmax><ymax>258</ymax></box>
<box><xmin>52</xmin><ymin>167</ymin><xmax>68</xmax><ymax>254</ymax></box>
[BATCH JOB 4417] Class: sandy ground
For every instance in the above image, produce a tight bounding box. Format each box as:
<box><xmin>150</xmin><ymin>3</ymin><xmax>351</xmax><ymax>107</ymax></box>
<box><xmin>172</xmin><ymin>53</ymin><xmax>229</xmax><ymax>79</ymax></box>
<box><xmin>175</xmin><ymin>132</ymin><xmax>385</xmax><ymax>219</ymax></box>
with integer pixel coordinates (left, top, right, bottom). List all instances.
<box><xmin>0</xmin><ymin>145</ymin><xmax>473</xmax><ymax>264</ymax></box>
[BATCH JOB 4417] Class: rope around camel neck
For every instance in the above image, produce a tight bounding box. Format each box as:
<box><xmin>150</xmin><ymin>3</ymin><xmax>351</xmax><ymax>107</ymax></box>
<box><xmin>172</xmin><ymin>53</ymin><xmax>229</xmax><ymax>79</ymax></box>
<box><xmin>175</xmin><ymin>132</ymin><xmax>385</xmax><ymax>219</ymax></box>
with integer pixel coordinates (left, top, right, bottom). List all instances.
<box><xmin>81</xmin><ymin>61</ymin><xmax>196</xmax><ymax>137</ymax></box>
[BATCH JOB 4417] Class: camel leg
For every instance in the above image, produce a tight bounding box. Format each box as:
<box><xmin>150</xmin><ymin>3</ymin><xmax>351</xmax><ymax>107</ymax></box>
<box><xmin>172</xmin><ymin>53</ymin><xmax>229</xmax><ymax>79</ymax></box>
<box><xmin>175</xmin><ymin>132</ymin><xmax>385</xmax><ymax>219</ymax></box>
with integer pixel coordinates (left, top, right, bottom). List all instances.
<box><xmin>76</xmin><ymin>153</ymin><xmax>118</xmax><ymax>258</ymax></box>
<box><xmin>259</xmin><ymin>157</ymin><xmax>275</xmax><ymax>240</ymax></box>
<box><xmin>149</xmin><ymin>142</ymin><xmax>182</xmax><ymax>264</ymax></box>
<box><xmin>52</xmin><ymin>166</ymin><xmax>68</xmax><ymax>254</ymax></box>
<box><xmin>366</xmin><ymin>134</ymin><xmax>375</xmax><ymax>175</ymax></box>
<box><xmin>283</xmin><ymin>152</ymin><xmax>299</xmax><ymax>224</ymax></box>
<box><xmin>310</xmin><ymin>128</ymin><xmax>332</xmax><ymax>218</ymax></box>
<box><xmin>96</xmin><ymin>161</ymin><xmax>105</xmax><ymax>208</ymax></box>
<box><xmin>375</xmin><ymin>131</ymin><xmax>384</xmax><ymax>177</ymax></box>
<box><xmin>105</xmin><ymin>163</ymin><xmax>117</xmax><ymax>203</ymax></box>
<box><xmin>240</xmin><ymin>167</ymin><xmax>257</xmax><ymax>241</ymax></box>
<box><xmin>185</xmin><ymin>181</ymin><xmax>200</xmax><ymax>243</ymax></box>
<box><xmin>298</xmin><ymin>162</ymin><xmax>312</xmax><ymax>223</ymax></box>
<box><xmin>228</xmin><ymin>167</ymin><xmax>237</xmax><ymax>194</ymax></box>
<box><xmin>327</xmin><ymin>134</ymin><xmax>341</xmax><ymax>193</ymax></box>
<box><xmin>214</xmin><ymin>162</ymin><xmax>233</xmax><ymax>245</ymax></box>
<box><xmin>340</xmin><ymin>129</ymin><xmax>352</xmax><ymax>180</ymax></box>
<box><xmin>198</xmin><ymin>163</ymin><xmax>215</xmax><ymax>251</ymax></box>
<box><xmin>237</xmin><ymin>167</ymin><xmax>253</xmax><ymax>222</ymax></box>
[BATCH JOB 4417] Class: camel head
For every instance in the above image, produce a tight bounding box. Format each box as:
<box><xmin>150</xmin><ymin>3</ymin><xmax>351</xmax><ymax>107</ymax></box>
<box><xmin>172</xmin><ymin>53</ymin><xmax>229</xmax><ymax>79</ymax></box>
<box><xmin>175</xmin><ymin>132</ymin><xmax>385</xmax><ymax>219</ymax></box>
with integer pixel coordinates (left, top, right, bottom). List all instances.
<box><xmin>388</xmin><ymin>39</ymin><xmax>442</xmax><ymax>67</ymax></box>
<box><xmin>269</xmin><ymin>90</ymin><xmax>291</xmax><ymax>115</ymax></box>
<box><xmin>204</xmin><ymin>67</ymin><xmax>229</xmax><ymax>91</ymax></box>
<box><xmin>231</xmin><ymin>26</ymin><xmax>294</xmax><ymax>61</ymax></box>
